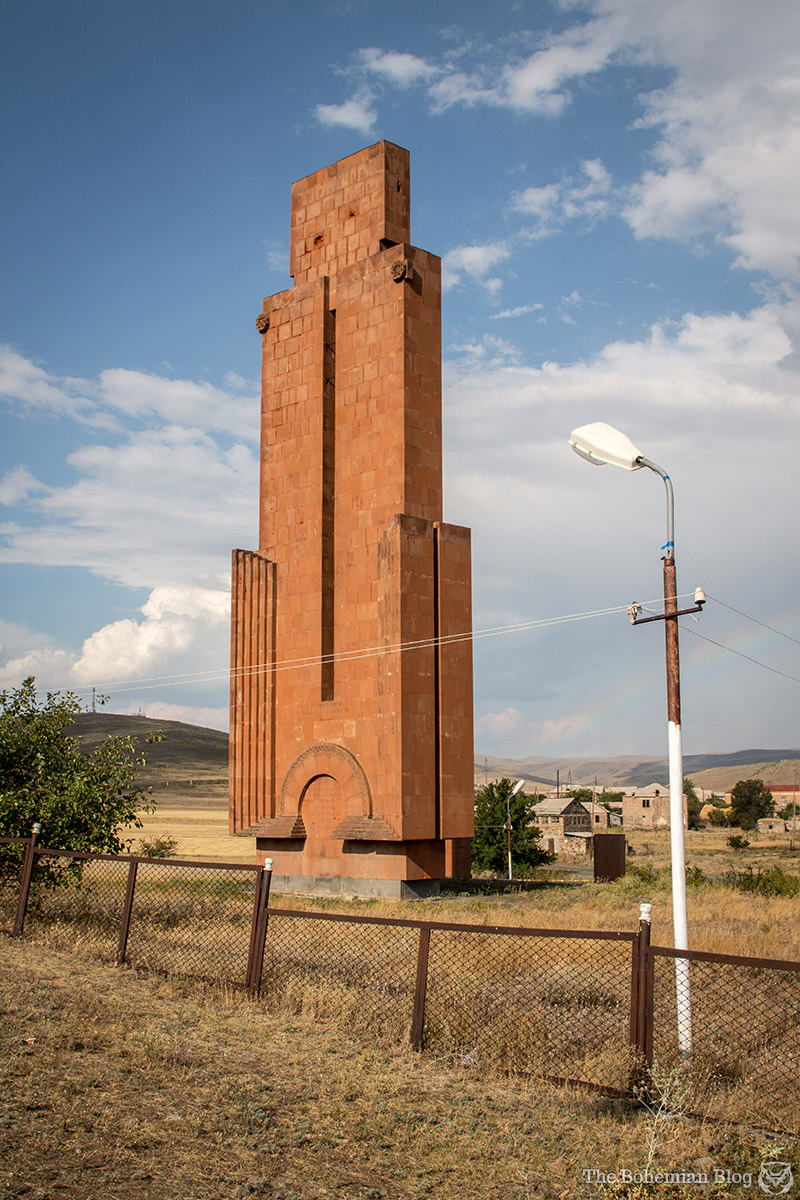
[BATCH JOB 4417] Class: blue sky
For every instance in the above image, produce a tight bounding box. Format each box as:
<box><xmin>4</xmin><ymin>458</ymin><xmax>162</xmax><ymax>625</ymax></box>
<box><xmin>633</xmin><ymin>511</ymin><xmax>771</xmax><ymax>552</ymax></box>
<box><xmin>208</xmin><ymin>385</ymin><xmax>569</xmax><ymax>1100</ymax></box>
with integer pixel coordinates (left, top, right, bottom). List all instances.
<box><xmin>2</xmin><ymin>0</ymin><xmax>800</xmax><ymax>761</ymax></box>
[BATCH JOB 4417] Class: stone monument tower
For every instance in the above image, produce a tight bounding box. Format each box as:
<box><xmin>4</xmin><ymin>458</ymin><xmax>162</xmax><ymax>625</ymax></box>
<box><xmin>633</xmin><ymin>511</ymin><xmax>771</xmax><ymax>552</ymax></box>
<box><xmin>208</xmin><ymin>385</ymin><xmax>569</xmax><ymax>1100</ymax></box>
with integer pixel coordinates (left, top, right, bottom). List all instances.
<box><xmin>229</xmin><ymin>141</ymin><xmax>473</xmax><ymax>897</ymax></box>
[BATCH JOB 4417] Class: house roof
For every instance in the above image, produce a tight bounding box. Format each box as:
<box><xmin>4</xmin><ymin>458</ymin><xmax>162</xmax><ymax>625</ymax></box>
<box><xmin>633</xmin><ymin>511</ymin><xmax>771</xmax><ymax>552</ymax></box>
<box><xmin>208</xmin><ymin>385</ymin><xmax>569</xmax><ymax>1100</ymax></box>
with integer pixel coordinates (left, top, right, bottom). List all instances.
<box><xmin>532</xmin><ymin>797</ymin><xmax>587</xmax><ymax>816</ymax></box>
<box><xmin>626</xmin><ymin>782</ymin><xmax>669</xmax><ymax>798</ymax></box>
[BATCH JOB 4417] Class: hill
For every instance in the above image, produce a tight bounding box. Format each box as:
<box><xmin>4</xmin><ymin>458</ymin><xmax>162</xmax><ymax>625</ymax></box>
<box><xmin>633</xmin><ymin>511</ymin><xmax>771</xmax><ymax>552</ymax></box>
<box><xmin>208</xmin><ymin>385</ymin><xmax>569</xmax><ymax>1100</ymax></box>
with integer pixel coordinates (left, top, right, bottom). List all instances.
<box><xmin>69</xmin><ymin>713</ymin><xmax>228</xmax><ymax>789</ymax></box>
<box><xmin>68</xmin><ymin>714</ymin><xmax>800</xmax><ymax>797</ymax></box>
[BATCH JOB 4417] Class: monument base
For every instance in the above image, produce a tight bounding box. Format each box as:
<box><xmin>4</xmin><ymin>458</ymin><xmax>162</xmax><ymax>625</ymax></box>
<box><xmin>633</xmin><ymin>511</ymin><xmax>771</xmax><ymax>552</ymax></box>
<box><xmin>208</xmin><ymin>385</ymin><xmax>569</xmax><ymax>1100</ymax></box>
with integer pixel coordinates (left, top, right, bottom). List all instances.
<box><xmin>267</xmin><ymin>872</ymin><xmax>442</xmax><ymax>900</ymax></box>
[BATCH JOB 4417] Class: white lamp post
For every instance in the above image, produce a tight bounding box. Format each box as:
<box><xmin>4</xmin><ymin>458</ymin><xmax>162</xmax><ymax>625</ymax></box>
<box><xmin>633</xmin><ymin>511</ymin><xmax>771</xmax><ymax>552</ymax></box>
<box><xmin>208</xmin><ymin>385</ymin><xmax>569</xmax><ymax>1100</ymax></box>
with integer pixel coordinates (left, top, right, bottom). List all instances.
<box><xmin>569</xmin><ymin>421</ymin><xmax>698</xmax><ymax>1056</ymax></box>
<box><xmin>507</xmin><ymin>779</ymin><xmax>526</xmax><ymax>879</ymax></box>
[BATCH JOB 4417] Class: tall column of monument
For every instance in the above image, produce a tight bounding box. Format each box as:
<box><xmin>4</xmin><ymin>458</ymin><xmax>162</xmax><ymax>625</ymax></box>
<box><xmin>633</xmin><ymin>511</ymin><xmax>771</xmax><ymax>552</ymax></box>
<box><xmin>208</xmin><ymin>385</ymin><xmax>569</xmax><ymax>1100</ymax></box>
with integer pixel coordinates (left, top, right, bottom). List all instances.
<box><xmin>229</xmin><ymin>141</ymin><xmax>473</xmax><ymax>898</ymax></box>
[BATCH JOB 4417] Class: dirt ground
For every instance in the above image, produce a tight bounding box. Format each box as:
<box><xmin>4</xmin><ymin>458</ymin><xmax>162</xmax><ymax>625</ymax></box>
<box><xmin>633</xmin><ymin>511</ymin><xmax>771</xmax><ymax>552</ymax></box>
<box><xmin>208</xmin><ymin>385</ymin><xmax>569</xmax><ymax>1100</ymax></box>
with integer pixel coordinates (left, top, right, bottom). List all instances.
<box><xmin>0</xmin><ymin>937</ymin><xmax>790</xmax><ymax>1200</ymax></box>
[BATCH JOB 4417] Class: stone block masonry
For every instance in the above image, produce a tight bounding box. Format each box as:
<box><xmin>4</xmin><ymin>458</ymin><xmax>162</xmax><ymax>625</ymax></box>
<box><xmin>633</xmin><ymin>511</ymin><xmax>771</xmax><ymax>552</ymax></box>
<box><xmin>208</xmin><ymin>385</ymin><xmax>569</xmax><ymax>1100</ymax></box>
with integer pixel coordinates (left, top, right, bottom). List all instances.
<box><xmin>229</xmin><ymin>141</ymin><xmax>474</xmax><ymax>898</ymax></box>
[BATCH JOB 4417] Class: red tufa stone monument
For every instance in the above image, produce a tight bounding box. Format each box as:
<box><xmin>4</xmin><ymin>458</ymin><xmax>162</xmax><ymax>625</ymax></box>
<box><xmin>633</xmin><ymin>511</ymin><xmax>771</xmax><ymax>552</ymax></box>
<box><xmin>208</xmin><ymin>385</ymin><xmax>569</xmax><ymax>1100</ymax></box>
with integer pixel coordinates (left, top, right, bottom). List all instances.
<box><xmin>229</xmin><ymin>141</ymin><xmax>474</xmax><ymax>897</ymax></box>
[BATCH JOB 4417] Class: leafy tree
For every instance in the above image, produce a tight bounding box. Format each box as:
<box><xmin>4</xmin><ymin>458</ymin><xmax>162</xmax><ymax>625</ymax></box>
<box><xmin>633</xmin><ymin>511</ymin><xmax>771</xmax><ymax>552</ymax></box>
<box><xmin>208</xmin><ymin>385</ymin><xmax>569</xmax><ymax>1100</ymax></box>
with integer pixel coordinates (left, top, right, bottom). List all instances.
<box><xmin>708</xmin><ymin>806</ymin><xmax>733</xmax><ymax>827</ymax></box>
<box><xmin>567</xmin><ymin>787</ymin><xmax>595</xmax><ymax>806</ymax></box>
<box><xmin>471</xmin><ymin>778</ymin><xmax>552</xmax><ymax>876</ymax></box>
<box><xmin>684</xmin><ymin>777</ymin><xmax>702</xmax><ymax>830</ymax></box>
<box><xmin>0</xmin><ymin>678</ymin><xmax>154</xmax><ymax>882</ymax></box>
<box><xmin>729</xmin><ymin>778</ymin><xmax>774</xmax><ymax>830</ymax></box>
<box><xmin>600</xmin><ymin>791</ymin><xmax>624</xmax><ymax>809</ymax></box>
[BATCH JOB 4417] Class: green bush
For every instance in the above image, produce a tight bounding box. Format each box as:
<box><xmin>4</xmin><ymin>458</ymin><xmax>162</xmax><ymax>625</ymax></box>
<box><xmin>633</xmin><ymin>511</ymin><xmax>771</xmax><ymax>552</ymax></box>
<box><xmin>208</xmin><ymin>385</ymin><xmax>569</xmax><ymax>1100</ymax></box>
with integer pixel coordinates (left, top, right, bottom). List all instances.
<box><xmin>0</xmin><ymin>678</ymin><xmax>154</xmax><ymax>887</ymax></box>
<box><xmin>137</xmin><ymin>834</ymin><xmax>179</xmax><ymax>859</ymax></box>
<box><xmin>727</xmin><ymin>834</ymin><xmax>750</xmax><ymax>851</ymax></box>
<box><xmin>721</xmin><ymin>865</ymin><xmax>800</xmax><ymax>898</ymax></box>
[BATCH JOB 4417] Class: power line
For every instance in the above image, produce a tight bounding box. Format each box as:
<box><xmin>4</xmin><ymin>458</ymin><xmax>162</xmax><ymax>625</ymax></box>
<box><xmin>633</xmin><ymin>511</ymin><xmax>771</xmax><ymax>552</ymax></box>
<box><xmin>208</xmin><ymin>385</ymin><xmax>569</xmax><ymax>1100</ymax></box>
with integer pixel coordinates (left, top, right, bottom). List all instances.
<box><xmin>706</xmin><ymin>594</ymin><xmax>800</xmax><ymax>647</ymax></box>
<box><xmin>72</xmin><ymin>590</ymin><xmax>800</xmax><ymax>699</ymax></box>
<box><xmin>77</xmin><ymin>594</ymin><xmax>689</xmax><ymax>696</ymax></box>
<box><xmin>681</xmin><ymin>625</ymin><xmax>800</xmax><ymax>686</ymax></box>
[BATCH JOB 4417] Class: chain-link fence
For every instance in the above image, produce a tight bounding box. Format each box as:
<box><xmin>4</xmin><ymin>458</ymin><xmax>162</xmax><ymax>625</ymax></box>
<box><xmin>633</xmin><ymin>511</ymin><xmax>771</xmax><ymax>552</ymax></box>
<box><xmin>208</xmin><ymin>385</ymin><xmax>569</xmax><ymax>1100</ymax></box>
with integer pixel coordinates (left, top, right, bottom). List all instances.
<box><xmin>651</xmin><ymin>947</ymin><xmax>800</xmax><ymax>1133</ymax></box>
<box><xmin>5</xmin><ymin>839</ymin><xmax>800</xmax><ymax>1127</ymax></box>
<box><xmin>420</xmin><ymin>926</ymin><xmax>636</xmax><ymax>1089</ymax></box>
<box><xmin>123</xmin><ymin>859</ymin><xmax>259</xmax><ymax>984</ymax></box>
<box><xmin>2</xmin><ymin>840</ymin><xmax>262</xmax><ymax>989</ymax></box>
<box><xmin>260</xmin><ymin>909</ymin><xmax>420</xmax><ymax>1044</ymax></box>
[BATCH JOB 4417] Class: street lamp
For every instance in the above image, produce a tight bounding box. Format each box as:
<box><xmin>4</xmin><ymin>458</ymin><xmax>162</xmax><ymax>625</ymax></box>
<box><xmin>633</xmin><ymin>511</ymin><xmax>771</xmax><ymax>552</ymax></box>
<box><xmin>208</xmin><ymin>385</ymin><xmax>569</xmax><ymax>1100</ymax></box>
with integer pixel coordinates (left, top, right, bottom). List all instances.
<box><xmin>507</xmin><ymin>779</ymin><xmax>526</xmax><ymax>880</ymax></box>
<box><xmin>569</xmin><ymin>421</ymin><xmax>702</xmax><ymax>1056</ymax></box>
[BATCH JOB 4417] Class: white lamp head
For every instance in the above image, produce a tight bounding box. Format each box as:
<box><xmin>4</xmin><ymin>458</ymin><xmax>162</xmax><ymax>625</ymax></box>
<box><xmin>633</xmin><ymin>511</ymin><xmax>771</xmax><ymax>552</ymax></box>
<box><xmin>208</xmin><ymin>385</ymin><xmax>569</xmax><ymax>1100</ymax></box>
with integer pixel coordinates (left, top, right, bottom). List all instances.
<box><xmin>569</xmin><ymin>422</ymin><xmax>644</xmax><ymax>471</ymax></box>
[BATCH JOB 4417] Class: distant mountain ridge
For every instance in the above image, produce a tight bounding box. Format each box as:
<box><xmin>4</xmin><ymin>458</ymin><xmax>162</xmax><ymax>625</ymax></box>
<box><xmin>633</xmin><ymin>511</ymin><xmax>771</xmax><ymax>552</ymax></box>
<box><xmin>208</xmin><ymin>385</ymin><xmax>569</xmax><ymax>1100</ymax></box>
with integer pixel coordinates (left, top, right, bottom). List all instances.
<box><xmin>68</xmin><ymin>714</ymin><xmax>800</xmax><ymax>795</ymax></box>
<box><xmin>475</xmin><ymin>748</ymin><xmax>800</xmax><ymax>793</ymax></box>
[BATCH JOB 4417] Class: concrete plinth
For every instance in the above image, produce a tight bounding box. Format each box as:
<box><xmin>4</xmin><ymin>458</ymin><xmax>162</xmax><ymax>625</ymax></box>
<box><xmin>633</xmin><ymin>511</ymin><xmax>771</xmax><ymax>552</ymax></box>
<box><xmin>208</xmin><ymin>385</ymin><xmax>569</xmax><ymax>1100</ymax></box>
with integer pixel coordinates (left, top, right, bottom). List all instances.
<box><xmin>268</xmin><ymin>873</ymin><xmax>442</xmax><ymax>900</ymax></box>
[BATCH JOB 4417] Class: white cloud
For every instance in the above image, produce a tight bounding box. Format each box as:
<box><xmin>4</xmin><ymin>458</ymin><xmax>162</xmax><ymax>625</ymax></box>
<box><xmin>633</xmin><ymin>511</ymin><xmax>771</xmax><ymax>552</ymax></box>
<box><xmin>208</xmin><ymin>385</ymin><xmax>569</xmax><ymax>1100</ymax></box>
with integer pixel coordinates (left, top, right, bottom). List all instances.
<box><xmin>0</xmin><ymin>352</ymin><xmax>259</xmax><ymax>591</ymax></box>
<box><xmin>500</xmin><ymin>12</ymin><xmax>628</xmax><ymax>115</ymax></box>
<box><xmin>71</xmin><ymin>586</ymin><xmax>229</xmax><ymax>685</ymax></box>
<box><xmin>97</xmin><ymin>368</ymin><xmax>258</xmax><ymax>441</ymax></box>
<box><xmin>1</xmin><ymin>427</ymin><xmax>258</xmax><ymax>589</ymax></box>
<box><xmin>475</xmin><ymin>707</ymin><xmax>588</xmax><ymax>757</ymax></box>
<box><xmin>314</xmin><ymin>91</ymin><xmax>377</xmax><ymax>134</ymax></box>
<box><xmin>0</xmin><ymin>346</ymin><xmax>112</xmax><ymax>428</ymax></box>
<box><xmin>357</xmin><ymin>48</ymin><xmax>435</xmax><ymax>87</ymax></box>
<box><xmin>0</xmin><ymin>586</ymin><xmax>231</xmax><ymax>721</ymax></box>
<box><xmin>125</xmin><ymin>701</ymin><xmax>228</xmax><ymax>731</ymax></box>
<box><xmin>511</xmin><ymin>159</ymin><xmax>615</xmax><ymax>236</ymax></box>
<box><xmin>427</xmin><ymin>71</ymin><xmax>498</xmax><ymax>113</ymax></box>
<box><xmin>0</xmin><ymin>465</ymin><xmax>50</xmax><ymax>506</ymax></box>
<box><xmin>323</xmin><ymin>5</ymin><xmax>800</xmax><ymax>282</ymax></box>
<box><xmin>489</xmin><ymin>305</ymin><xmax>545</xmax><ymax>320</ymax></box>
<box><xmin>443</xmin><ymin>241</ymin><xmax>512</xmax><ymax>292</ymax></box>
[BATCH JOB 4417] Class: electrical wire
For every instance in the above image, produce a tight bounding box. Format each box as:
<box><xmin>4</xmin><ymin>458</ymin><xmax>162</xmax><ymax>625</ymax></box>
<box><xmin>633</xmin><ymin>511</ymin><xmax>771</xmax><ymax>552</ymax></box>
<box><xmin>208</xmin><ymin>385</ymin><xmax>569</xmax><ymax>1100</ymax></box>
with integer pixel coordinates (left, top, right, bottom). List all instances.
<box><xmin>681</xmin><ymin>625</ymin><xmax>800</xmax><ymax>686</ymax></box>
<box><xmin>75</xmin><ymin>593</ymin><xmax>696</xmax><ymax>696</ymax></box>
<box><xmin>72</xmin><ymin>590</ymin><xmax>800</xmax><ymax>698</ymax></box>
<box><xmin>706</xmin><ymin>594</ymin><xmax>800</xmax><ymax>647</ymax></box>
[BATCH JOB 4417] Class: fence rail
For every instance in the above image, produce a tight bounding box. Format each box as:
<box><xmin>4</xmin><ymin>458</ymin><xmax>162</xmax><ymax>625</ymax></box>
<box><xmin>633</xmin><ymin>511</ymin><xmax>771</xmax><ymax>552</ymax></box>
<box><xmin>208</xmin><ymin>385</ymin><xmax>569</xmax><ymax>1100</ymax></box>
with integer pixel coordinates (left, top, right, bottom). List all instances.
<box><xmin>2</xmin><ymin>837</ymin><xmax>800</xmax><ymax>1131</ymax></box>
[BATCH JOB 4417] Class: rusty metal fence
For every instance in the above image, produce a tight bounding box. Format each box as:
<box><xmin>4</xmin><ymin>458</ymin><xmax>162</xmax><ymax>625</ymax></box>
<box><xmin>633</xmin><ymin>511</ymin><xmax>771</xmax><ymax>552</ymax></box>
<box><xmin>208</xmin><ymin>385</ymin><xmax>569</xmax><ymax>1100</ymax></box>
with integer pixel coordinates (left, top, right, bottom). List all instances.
<box><xmin>3</xmin><ymin>836</ymin><xmax>800</xmax><ymax>1131</ymax></box>
<box><xmin>648</xmin><ymin>946</ymin><xmax>800</xmax><ymax>1133</ymax></box>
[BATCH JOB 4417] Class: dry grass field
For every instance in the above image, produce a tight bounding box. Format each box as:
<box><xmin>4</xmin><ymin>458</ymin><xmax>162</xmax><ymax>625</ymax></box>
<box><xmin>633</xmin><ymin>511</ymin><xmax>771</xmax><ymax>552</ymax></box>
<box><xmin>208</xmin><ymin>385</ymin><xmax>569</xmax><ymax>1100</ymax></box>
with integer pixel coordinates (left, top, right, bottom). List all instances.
<box><xmin>7</xmin><ymin>779</ymin><xmax>798</xmax><ymax>1197</ymax></box>
<box><xmin>125</xmin><ymin>791</ymin><xmax>800</xmax><ymax>961</ymax></box>
<box><xmin>1</xmin><ymin>937</ymin><xmax>794</xmax><ymax>1200</ymax></box>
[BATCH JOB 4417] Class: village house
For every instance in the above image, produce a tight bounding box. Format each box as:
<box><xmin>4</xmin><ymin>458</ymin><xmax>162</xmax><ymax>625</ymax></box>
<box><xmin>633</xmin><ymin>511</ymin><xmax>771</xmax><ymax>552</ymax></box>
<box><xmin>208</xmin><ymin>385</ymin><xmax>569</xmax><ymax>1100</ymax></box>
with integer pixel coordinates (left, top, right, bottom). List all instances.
<box><xmin>530</xmin><ymin>796</ymin><xmax>594</xmax><ymax>856</ymax></box>
<box><xmin>622</xmin><ymin>782</ymin><xmax>688</xmax><ymax>830</ymax></box>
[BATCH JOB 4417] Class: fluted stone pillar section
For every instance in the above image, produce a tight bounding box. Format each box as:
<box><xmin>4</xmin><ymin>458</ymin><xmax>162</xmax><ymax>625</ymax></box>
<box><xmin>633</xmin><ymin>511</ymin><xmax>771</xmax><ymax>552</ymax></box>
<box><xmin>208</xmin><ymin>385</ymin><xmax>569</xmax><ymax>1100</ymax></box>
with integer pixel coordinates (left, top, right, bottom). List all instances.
<box><xmin>229</xmin><ymin>549</ymin><xmax>276</xmax><ymax>834</ymax></box>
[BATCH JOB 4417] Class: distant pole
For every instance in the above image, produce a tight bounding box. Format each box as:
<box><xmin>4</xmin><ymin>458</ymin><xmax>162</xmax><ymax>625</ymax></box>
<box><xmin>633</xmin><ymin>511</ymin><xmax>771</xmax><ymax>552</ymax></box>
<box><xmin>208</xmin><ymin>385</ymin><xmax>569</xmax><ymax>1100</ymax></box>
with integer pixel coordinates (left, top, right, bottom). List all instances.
<box><xmin>506</xmin><ymin>796</ymin><xmax>512</xmax><ymax>880</ymax></box>
<box><xmin>506</xmin><ymin>780</ymin><xmax>526</xmax><ymax>881</ymax></box>
<box><xmin>92</xmin><ymin>687</ymin><xmax>96</xmax><ymax>713</ymax></box>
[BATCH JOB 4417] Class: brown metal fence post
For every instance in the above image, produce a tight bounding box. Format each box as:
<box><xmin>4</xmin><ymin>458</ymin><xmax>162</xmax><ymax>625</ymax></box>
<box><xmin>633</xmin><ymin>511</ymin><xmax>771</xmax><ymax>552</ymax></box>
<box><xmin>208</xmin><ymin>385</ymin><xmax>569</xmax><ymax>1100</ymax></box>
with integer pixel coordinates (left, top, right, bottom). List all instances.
<box><xmin>247</xmin><ymin>859</ymin><xmax>273</xmax><ymax>997</ymax></box>
<box><xmin>12</xmin><ymin>823</ymin><xmax>41</xmax><ymax>937</ymax></box>
<box><xmin>116</xmin><ymin>860</ymin><xmax>139</xmax><ymax>965</ymax></box>
<box><xmin>410</xmin><ymin>926</ymin><xmax>431</xmax><ymax>1050</ymax></box>
<box><xmin>629</xmin><ymin>902</ymin><xmax>653</xmax><ymax>1095</ymax></box>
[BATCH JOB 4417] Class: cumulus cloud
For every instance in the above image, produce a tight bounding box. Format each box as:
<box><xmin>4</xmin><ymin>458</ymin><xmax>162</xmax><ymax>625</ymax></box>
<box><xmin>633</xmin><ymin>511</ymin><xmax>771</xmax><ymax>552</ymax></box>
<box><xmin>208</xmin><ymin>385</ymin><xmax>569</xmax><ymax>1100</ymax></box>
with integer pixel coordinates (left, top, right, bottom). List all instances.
<box><xmin>439</xmin><ymin>294</ymin><xmax>800</xmax><ymax>756</ymax></box>
<box><xmin>357</xmin><ymin>48</ymin><xmax>436</xmax><ymax>87</ymax></box>
<box><xmin>97</xmin><ymin>368</ymin><xmax>258</xmax><ymax>441</ymax></box>
<box><xmin>0</xmin><ymin>465</ymin><xmax>50</xmax><ymax>506</ymax></box>
<box><xmin>0</xmin><ymin>586</ymin><xmax>231</xmax><ymax>726</ymax></box>
<box><xmin>443</xmin><ymin>241</ymin><xmax>512</xmax><ymax>293</ymax></box>
<box><xmin>314</xmin><ymin>92</ymin><xmax>377</xmax><ymax>134</ymax></box>
<box><xmin>321</xmin><ymin>5</ymin><xmax>800</xmax><ymax>282</ymax></box>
